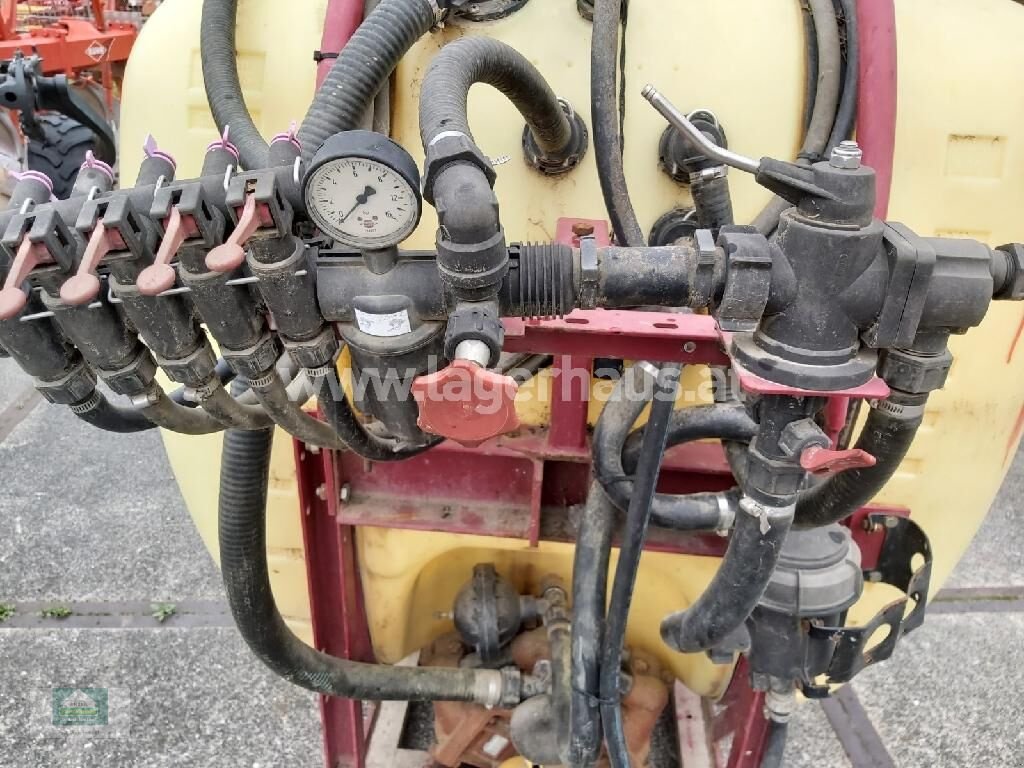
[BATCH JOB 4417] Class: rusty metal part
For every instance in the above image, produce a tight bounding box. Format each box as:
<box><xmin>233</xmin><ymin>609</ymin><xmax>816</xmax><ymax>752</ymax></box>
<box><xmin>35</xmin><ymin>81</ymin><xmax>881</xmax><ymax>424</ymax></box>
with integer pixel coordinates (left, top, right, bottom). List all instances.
<box><xmin>423</xmin><ymin>633</ymin><xmax>518</xmax><ymax>768</ymax></box>
<box><xmin>510</xmin><ymin>629</ymin><xmax>670</xmax><ymax>767</ymax></box>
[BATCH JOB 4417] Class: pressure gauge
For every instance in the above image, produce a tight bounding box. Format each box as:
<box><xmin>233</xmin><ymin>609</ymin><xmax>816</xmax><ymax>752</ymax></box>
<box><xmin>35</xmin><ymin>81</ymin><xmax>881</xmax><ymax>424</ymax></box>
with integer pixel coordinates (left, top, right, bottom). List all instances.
<box><xmin>303</xmin><ymin>130</ymin><xmax>423</xmax><ymax>249</ymax></box>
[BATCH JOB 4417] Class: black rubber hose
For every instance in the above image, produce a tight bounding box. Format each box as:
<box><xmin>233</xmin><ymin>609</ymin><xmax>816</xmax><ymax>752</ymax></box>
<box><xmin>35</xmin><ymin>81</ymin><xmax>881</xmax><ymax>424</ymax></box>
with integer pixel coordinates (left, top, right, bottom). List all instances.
<box><xmin>317</xmin><ymin>368</ymin><xmax>442</xmax><ymax>461</ymax></box>
<box><xmin>599</xmin><ymin>364</ymin><xmax>680</xmax><ymax>768</ymax></box>
<box><xmin>660</xmin><ymin>498</ymin><xmax>794</xmax><ymax>653</ymax></box>
<box><xmin>593</xmin><ymin>370</ymin><xmax>755</xmax><ymax>531</ymax></box>
<box><xmin>569</xmin><ymin>481</ymin><xmax>616</xmax><ymax>768</ymax></box>
<box><xmin>419</xmin><ymin>37</ymin><xmax>574</xmax><ymax>158</ymax></box>
<box><xmin>200</xmin><ymin>0</ymin><xmax>269</xmax><ymax>170</ymax></box>
<box><xmin>692</xmin><ymin>175</ymin><xmax>735</xmax><ymax>232</ymax></box>
<box><xmin>825</xmin><ymin>0</ymin><xmax>859</xmax><ymax>155</ymax></box>
<box><xmin>218</xmin><ymin>423</ymin><xmax>515</xmax><ymax>704</ymax></box>
<box><xmin>794</xmin><ymin>396</ymin><xmax>925</xmax><ymax>528</ymax></box>
<box><xmin>138</xmin><ymin>387</ymin><xmax>227</xmax><ymax>435</ymax></box>
<box><xmin>592</xmin><ymin>0</ymin><xmax>645</xmax><ymax>247</ymax></box>
<box><xmin>200</xmin><ymin>384</ymin><xmax>274</xmax><ymax>430</ymax></box>
<box><xmin>761</xmin><ymin>721</ymin><xmax>789</xmax><ymax>768</ymax></box>
<box><xmin>801</xmin><ymin>1</ymin><xmax>819</xmax><ymax>133</ymax></box>
<box><xmin>297</xmin><ymin>0</ymin><xmax>437</xmax><ymax>164</ymax></box>
<box><xmin>620</xmin><ymin>404</ymin><xmax>757</xmax><ymax>530</ymax></box>
<box><xmin>752</xmin><ymin>0</ymin><xmax>841</xmax><ymax>234</ymax></box>
<box><xmin>70</xmin><ymin>390</ymin><xmax>155</xmax><ymax>433</ymax></box>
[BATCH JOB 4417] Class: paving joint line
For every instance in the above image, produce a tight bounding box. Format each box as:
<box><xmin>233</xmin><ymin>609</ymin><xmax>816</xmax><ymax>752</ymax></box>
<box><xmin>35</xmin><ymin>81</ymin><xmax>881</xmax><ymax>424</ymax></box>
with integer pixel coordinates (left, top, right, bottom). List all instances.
<box><xmin>820</xmin><ymin>685</ymin><xmax>896</xmax><ymax>768</ymax></box>
<box><xmin>0</xmin><ymin>599</ymin><xmax>232</xmax><ymax>629</ymax></box>
<box><xmin>0</xmin><ymin>385</ymin><xmax>42</xmax><ymax>444</ymax></box>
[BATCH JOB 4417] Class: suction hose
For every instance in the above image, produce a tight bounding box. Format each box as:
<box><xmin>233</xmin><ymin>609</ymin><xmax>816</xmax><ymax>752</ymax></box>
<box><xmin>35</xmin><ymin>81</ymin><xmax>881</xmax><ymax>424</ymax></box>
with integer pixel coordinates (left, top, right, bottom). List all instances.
<box><xmin>298</xmin><ymin>0</ymin><xmax>439</xmax><ymax>164</ymax></box>
<box><xmin>418</xmin><ymin>36</ymin><xmax>576</xmax><ymax>159</ymax></box>
<box><xmin>218</xmin><ymin>423</ymin><xmax>524</xmax><ymax>706</ymax></box>
<box><xmin>592</xmin><ymin>0</ymin><xmax>645</xmax><ymax>246</ymax></box>
<box><xmin>70</xmin><ymin>389</ymin><xmax>156</xmax><ymax>433</ymax></box>
<box><xmin>200</xmin><ymin>0</ymin><xmax>270</xmax><ymax>170</ymax></box>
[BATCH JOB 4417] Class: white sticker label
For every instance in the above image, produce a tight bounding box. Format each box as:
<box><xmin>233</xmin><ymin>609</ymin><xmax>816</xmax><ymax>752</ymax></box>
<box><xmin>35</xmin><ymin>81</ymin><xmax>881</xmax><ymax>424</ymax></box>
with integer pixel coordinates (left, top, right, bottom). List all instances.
<box><xmin>482</xmin><ymin>734</ymin><xmax>510</xmax><ymax>758</ymax></box>
<box><xmin>354</xmin><ymin>308</ymin><xmax>412</xmax><ymax>337</ymax></box>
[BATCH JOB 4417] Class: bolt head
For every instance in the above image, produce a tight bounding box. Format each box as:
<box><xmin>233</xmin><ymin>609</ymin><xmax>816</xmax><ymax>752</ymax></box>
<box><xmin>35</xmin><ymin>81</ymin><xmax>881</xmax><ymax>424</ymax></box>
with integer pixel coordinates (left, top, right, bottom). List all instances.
<box><xmin>829</xmin><ymin>140</ymin><xmax>863</xmax><ymax>170</ymax></box>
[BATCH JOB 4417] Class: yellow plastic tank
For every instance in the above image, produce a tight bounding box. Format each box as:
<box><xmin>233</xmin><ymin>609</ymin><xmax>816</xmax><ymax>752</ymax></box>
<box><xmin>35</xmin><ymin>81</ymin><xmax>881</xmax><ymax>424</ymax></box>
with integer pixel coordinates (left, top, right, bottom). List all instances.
<box><xmin>120</xmin><ymin>0</ymin><xmax>1024</xmax><ymax>696</ymax></box>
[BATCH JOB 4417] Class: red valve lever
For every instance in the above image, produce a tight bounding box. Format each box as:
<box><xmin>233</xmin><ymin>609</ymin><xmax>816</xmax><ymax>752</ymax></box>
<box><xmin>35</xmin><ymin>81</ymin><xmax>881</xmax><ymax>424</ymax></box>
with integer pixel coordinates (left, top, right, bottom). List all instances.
<box><xmin>205</xmin><ymin>193</ymin><xmax>261</xmax><ymax>274</ymax></box>
<box><xmin>60</xmin><ymin>221</ymin><xmax>123</xmax><ymax>305</ymax></box>
<box><xmin>137</xmin><ymin>206</ymin><xmax>189</xmax><ymax>297</ymax></box>
<box><xmin>0</xmin><ymin>237</ymin><xmax>53</xmax><ymax>320</ymax></box>
<box><xmin>800</xmin><ymin>445</ymin><xmax>877</xmax><ymax>477</ymax></box>
<box><xmin>411</xmin><ymin>360</ymin><xmax>521</xmax><ymax>447</ymax></box>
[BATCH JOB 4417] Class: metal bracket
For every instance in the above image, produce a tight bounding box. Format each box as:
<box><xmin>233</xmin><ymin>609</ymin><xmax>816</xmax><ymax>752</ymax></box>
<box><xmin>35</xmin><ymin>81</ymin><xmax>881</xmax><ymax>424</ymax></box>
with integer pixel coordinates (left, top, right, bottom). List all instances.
<box><xmin>803</xmin><ymin>514</ymin><xmax>932</xmax><ymax>698</ymax></box>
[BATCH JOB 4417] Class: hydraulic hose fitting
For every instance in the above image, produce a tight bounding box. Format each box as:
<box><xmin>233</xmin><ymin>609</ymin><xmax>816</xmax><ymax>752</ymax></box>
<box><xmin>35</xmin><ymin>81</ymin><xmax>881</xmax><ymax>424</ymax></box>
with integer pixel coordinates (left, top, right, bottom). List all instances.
<box><xmin>522</xmin><ymin>98</ymin><xmax>589</xmax><ymax>176</ymax></box>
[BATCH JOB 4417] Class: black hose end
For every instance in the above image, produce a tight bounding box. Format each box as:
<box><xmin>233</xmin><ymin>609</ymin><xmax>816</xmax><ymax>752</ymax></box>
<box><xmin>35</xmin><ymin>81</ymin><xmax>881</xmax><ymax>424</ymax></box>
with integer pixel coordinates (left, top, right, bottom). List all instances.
<box><xmin>522</xmin><ymin>100</ymin><xmax>589</xmax><ymax>176</ymax></box>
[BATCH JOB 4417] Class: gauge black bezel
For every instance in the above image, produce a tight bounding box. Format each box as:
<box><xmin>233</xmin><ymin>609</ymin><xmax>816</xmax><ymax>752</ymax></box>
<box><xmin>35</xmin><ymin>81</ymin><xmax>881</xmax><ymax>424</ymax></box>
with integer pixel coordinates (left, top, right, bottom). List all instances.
<box><xmin>303</xmin><ymin>130</ymin><xmax>423</xmax><ymax>249</ymax></box>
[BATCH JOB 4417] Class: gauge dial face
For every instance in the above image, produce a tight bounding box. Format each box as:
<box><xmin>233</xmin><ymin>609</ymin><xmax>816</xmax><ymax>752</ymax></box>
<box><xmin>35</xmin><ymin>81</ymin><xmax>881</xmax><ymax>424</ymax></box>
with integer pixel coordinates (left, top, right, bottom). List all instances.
<box><xmin>305</xmin><ymin>157</ymin><xmax>420</xmax><ymax>248</ymax></box>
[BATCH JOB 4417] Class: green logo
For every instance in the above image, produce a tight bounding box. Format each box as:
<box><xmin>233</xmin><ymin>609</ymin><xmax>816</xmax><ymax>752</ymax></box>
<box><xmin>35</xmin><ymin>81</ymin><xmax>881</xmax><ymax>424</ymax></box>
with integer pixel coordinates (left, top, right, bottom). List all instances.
<box><xmin>52</xmin><ymin>688</ymin><xmax>108</xmax><ymax>727</ymax></box>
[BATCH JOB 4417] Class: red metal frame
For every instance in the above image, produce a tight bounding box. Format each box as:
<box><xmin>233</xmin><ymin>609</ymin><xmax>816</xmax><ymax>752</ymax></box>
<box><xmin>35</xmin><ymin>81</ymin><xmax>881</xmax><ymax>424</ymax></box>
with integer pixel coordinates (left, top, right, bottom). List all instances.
<box><xmin>293</xmin><ymin>215</ymin><xmax>908</xmax><ymax>766</ymax></box>
<box><xmin>295</xmin><ymin>302</ymin><xmax>906</xmax><ymax>766</ymax></box>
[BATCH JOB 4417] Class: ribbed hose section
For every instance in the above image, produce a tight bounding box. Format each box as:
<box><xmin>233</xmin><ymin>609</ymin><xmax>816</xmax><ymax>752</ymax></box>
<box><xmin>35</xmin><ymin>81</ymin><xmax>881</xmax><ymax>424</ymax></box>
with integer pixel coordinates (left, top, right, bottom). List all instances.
<box><xmin>419</xmin><ymin>37</ymin><xmax>573</xmax><ymax>156</ymax></box>
<box><xmin>201</xmin><ymin>0</ymin><xmax>269</xmax><ymax>170</ymax></box>
<box><xmin>501</xmin><ymin>244</ymin><xmax>575</xmax><ymax>318</ymax></box>
<box><xmin>794</xmin><ymin>397</ymin><xmax>925</xmax><ymax>528</ymax></box>
<box><xmin>298</xmin><ymin>0</ymin><xmax>436</xmax><ymax>164</ymax></box>
<box><xmin>218</xmin><ymin>426</ymin><xmax>500</xmax><ymax>702</ymax></box>
<box><xmin>569</xmin><ymin>481</ymin><xmax>616</xmax><ymax>768</ymax></box>
<box><xmin>70</xmin><ymin>389</ymin><xmax>155</xmax><ymax>433</ymax></box>
<box><xmin>692</xmin><ymin>175</ymin><xmax>735</xmax><ymax>231</ymax></box>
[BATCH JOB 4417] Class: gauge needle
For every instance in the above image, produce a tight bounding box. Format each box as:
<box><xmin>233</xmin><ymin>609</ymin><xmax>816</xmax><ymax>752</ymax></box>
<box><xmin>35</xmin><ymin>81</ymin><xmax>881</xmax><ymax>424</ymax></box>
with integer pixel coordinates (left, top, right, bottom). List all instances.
<box><xmin>339</xmin><ymin>185</ymin><xmax>377</xmax><ymax>223</ymax></box>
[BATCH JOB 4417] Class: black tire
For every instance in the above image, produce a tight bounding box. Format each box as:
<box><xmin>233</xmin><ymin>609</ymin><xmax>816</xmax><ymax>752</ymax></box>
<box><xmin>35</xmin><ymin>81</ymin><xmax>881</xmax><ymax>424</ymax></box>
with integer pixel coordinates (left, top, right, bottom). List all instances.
<box><xmin>27</xmin><ymin>114</ymin><xmax>98</xmax><ymax>199</ymax></box>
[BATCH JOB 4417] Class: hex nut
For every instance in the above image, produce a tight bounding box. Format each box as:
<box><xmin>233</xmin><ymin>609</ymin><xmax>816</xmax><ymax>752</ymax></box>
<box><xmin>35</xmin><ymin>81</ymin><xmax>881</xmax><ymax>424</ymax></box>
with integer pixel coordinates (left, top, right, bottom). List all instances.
<box><xmin>283</xmin><ymin>327</ymin><xmax>340</xmax><ymax>370</ymax></box>
<box><xmin>155</xmin><ymin>342</ymin><xmax>218</xmax><ymax>386</ymax></box>
<box><xmin>778</xmin><ymin>418</ymin><xmax>829</xmax><ymax>458</ymax></box>
<box><xmin>35</xmin><ymin>363</ymin><xmax>98</xmax><ymax>405</ymax></box>
<box><xmin>829</xmin><ymin>140</ymin><xmax>863</xmax><ymax>170</ymax></box>
<box><xmin>100</xmin><ymin>350</ymin><xmax>159</xmax><ymax>396</ymax></box>
<box><xmin>879</xmin><ymin>348</ymin><xmax>953</xmax><ymax>394</ymax></box>
<box><xmin>222</xmin><ymin>333</ymin><xmax>282</xmax><ymax>380</ymax></box>
<box><xmin>995</xmin><ymin>243</ymin><xmax>1024</xmax><ymax>300</ymax></box>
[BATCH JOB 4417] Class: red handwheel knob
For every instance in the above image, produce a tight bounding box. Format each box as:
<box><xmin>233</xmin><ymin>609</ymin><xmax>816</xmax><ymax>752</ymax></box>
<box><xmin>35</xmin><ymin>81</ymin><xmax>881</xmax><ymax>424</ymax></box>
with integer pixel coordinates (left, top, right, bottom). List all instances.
<box><xmin>411</xmin><ymin>360</ymin><xmax>520</xmax><ymax>447</ymax></box>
